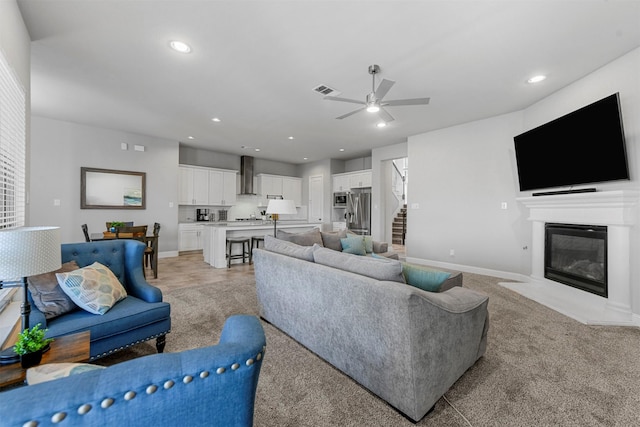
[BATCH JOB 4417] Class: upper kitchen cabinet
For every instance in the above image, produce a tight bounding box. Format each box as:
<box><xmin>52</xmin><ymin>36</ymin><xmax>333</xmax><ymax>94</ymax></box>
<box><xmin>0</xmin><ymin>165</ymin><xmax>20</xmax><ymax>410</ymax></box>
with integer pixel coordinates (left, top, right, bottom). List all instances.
<box><xmin>179</xmin><ymin>166</ymin><xmax>209</xmax><ymax>205</ymax></box>
<box><xmin>208</xmin><ymin>170</ymin><xmax>237</xmax><ymax>206</ymax></box>
<box><xmin>282</xmin><ymin>177</ymin><xmax>302</xmax><ymax>206</ymax></box>
<box><xmin>349</xmin><ymin>170</ymin><xmax>372</xmax><ymax>189</ymax></box>
<box><xmin>179</xmin><ymin>165</ymin><xmax>238</xmax><ymax>206</ymax></box>
<box><xmin>332</xmin><ymin>169</ymin><xmax>372</xmax><ymax>192</ymax></box>
<box><xmin>257</xmin><ymin>174</ymin><xmax>302</xmax><ymax>207</ymax></box>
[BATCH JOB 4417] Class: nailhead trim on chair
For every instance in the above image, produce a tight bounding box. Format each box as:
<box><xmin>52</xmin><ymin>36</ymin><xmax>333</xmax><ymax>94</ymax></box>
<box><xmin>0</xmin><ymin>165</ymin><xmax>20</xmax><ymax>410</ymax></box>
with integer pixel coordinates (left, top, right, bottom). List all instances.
<box><xmin>89</xmin><ymin>331</ymin><xmax>170</xmax><ymax>361</ymax></box>
<box><xmin>22</xmin><ymin>348</ymin><xmax>266</xmax><ymax>426</ymax></box>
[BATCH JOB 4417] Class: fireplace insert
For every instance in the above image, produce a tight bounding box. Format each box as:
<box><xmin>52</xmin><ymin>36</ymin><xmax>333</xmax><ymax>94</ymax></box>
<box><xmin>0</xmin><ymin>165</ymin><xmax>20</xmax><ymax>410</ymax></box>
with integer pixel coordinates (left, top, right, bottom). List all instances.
<box><xmin>544</xmin><ymin>223</ymin><xmax>607</xmax><ymax>297</ymax></box>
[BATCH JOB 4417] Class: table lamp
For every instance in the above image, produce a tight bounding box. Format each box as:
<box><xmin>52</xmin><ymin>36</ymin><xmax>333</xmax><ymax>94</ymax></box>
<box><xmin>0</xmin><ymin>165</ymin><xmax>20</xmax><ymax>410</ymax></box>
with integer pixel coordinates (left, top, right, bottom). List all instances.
<box><xmin>0</xmin><ymin>226</ymin><xmax>61</xmax><ymax>364</ymax></box>
<box><xmin>266</xmin><ymin>199</ymin><xmax>297</xmax><ymax>237</ymax></box>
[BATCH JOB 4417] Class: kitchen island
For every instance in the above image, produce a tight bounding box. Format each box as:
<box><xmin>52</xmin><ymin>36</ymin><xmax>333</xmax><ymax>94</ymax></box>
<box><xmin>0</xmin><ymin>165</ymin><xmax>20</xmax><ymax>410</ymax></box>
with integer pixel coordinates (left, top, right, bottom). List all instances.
<box><xmin>202</xmin><ymin>221</ymin><xmax>320</xmax><ymax>268</ymax></box>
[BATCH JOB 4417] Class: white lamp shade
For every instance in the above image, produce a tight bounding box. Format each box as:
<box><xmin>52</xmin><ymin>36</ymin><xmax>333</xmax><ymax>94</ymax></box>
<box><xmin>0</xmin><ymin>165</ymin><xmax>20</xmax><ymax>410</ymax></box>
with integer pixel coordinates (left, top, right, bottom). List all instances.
<box><xmin>0</xmin><ymin>226</ymin><xmax>61</xmax><ymax>279</ymax></box>
<box><xmin>266</xmin><ymin>199</ymin><xmax>297</xmax><ymax>215</ymax></box>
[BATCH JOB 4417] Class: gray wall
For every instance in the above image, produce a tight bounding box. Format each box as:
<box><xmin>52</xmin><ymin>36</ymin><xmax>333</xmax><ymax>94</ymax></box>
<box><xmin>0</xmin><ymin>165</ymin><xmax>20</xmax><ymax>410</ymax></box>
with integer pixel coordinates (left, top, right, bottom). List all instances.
<box><xmin>28</xmin><ymin>117</ymin><xmax>180</xmax><ymax>253</ymax></box>
<box><xmin>179</xmin><ymin>146</ymin><xmax>300</xmax><ymax>176</ymax></box>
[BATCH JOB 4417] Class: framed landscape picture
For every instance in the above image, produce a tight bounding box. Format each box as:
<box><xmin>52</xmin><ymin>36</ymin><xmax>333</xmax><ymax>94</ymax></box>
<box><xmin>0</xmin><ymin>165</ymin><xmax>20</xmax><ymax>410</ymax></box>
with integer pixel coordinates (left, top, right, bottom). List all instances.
<box><xmin>81</xmin><ymin>167</ymin><xmax>146</xmax><ymax>209</ymax></box>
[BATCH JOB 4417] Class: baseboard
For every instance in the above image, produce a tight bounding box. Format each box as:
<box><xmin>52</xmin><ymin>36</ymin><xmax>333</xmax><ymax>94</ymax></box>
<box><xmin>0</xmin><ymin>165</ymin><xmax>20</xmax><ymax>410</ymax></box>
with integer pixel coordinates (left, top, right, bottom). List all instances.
<box><xmin>404</xmin><ymin>257</ymin><xmax>526</xmax><ymax>282</ymax></box>
<box><xmin>158</xmin><ymin>250</ymin><xmax>179</xmax><ymax>259</ymax></box>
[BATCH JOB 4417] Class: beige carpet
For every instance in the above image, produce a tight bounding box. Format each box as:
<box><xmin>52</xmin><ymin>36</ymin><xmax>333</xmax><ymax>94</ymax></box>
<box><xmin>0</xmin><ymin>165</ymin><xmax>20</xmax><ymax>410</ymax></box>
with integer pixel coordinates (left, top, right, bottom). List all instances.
<box><xmin>98</xmin><ymin>272</ymin><xmax>640</xmax><ymax>426</ymax></box>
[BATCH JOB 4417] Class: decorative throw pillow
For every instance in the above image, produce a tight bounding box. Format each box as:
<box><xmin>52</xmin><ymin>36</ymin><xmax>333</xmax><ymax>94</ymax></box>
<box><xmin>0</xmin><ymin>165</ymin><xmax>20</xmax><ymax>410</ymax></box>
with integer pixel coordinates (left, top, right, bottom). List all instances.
<box><xmin>401</xmin><ymin>263</ymin><xmax>452</xmax><ymax>292</ymax></box>
<box><xmin>363</xmin><ymin>235</ymin><xmax>374</xmax><ymax>253</ymax></box>
<box><xmin>56</xmin><ymin>262</ymin><xmax>127</xmax><ymax>315</ymax></box>
<box><xmin>314</xmin><ymin>247</ymin><xmax>405</xmax><ymax>283</ymax></box>
<box><xmin>340</xmin><ymin>236</ymin><xmax>366</xmax><ymax>256</ymax></box>
<box><xmin>264</xmin><ymin>235</ymin><xmax>317</xmax><ymax>262</ymax></box>
<box><xmin>320</xmin><ymin>230</ymin><xmax>347</xmax><ymax>251</ymax></box>
<box><xmin>27</xmin><ymin>362</ymin><xmax>105</xmax><ymax>385</ymax></box>
<box><xmin>28</xmin><ymin>261</ymin><xmax>80</xmax><ymax>319</ymax></box>
<box><xmin>276</xmin><ymin>229</ymin><xmax>323</xmax><ymax>246</ymax></box>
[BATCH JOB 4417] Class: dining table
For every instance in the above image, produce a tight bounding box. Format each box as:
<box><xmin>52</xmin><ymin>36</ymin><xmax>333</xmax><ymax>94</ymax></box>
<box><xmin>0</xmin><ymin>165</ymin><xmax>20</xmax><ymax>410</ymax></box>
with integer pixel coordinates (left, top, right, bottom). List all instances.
<box><xmin>90</xmin><ymin>231</ymin><xmax>159</xmax><ymax>279</ymax></box>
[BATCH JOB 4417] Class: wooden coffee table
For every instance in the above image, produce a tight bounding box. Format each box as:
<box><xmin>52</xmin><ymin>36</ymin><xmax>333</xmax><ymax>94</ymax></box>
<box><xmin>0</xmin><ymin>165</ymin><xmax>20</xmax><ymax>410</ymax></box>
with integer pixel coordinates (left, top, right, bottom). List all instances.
<box><xmin>0</xmin><ymin>331</ymin><xmax>90</xmax><ymax>389</ymax></box>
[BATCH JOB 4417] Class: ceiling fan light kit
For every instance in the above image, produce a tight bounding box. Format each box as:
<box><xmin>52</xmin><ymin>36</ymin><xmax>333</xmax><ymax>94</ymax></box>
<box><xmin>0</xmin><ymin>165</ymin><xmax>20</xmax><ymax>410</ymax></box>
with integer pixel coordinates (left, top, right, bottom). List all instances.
<box><xmin>324</xmin><ymin>64</ymin><xmax>430</xmax><ymax>123</ymax></box>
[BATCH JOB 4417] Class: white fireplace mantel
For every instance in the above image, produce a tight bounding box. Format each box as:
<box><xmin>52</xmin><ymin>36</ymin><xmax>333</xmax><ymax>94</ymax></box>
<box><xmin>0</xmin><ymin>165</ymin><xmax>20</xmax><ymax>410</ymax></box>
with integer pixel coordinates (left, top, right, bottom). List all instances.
<box><xmin>501</xmin><ymin>189</ymin><xmax>640</xmax><ymax>326</ymax></box>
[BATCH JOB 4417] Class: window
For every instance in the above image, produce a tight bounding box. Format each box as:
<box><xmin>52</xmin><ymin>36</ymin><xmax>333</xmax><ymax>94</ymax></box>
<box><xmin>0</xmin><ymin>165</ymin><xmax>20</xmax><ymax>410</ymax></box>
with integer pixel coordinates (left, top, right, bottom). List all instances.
<box><xmin>0</xmin><ymin>48</ymin><xmax>26</xmax><ymax>230</ymax></box>
<box><xmin>0</xmin><ymin>48</ymin><xmax>26</xmax><ymax>319</ymax></box>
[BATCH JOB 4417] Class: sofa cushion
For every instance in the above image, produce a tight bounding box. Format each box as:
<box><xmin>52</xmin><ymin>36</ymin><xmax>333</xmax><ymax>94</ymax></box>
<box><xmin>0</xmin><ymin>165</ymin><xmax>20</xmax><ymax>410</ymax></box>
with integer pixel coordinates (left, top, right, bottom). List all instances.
<box><xmin>340</xmin><ymin>236</ymin><xmax>367</xmax><ymax>255</ymax></box>
<box><xmin>320</xmin><ymin>230</ymin><xmax>347</xmax><ymax>251</ymax></box>
<box><xmin>276</xmin><ymin>228</ymin><xmax>323</xmax><ymax>246</ymax></box>
<box><xmin>402</xmin><ymin>263</ymin><xmax>452</xmax><ymax>292</ymax></box>
<box><xmin>56</xmin><ymin>262</ymin><xmax>127</xmax><ymax>315</ymax></box>
<box><xmin>264</xmin><ymin>235</ymin><xmax>317</xmax><ymax>262</ymax></box>
<box><xmin>313</xmin><ymin>247</ymin><xmax>405</xmax><ymax>283</ymax></box>
<box><xmin>28</xmin><ymin>261</ymin><xmax>80</xmax><ymax>319</ymax></box>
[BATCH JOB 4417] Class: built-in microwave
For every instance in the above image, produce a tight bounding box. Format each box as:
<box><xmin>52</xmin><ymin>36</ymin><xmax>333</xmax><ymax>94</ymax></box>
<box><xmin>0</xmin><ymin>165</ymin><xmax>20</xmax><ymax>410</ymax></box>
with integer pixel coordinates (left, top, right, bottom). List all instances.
<box><xmin>333</xmin><ymin>192</ymin><xmax>347</xmax><ymax>207</ymax></box>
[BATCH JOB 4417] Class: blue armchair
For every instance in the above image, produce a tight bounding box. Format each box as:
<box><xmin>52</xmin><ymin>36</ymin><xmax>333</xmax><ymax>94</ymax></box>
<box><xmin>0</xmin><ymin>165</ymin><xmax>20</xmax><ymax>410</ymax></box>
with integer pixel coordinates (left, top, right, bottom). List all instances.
<box><xmin>1</xmin><ymin>315</ymin><xmax>266</xmax><ymax>427</ymax></box>
<box><xmin>28</xmin><ymin>240</ymin><xmax>171</xmax><ymax>360</ymax></box>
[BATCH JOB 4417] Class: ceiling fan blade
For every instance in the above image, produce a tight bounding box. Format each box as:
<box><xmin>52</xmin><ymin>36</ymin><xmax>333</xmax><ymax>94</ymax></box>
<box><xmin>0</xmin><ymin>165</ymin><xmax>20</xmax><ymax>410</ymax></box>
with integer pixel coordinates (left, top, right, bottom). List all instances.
<box><xmin>378</xmin><ymin>107</ymin><xmax>395</xmax><ymax>123</ymax></box>
<box><xmin>324</xmin><ymin>96</ymin><xmax>366</xmax><ymax>105</ymax></box>
<box><xmin>374</xmin><ymin>79</ymin><xmax>395</xmax><ymax>100</ymax></box>
<box><xmin>383</xmin><ymin>97</ymin><xmax>430</xmax><ymax>107</ymax></box>
<box><xmin>336</xmin><ymin>107</ymin><xmax>366</xmax><ymax>120</ymax></box>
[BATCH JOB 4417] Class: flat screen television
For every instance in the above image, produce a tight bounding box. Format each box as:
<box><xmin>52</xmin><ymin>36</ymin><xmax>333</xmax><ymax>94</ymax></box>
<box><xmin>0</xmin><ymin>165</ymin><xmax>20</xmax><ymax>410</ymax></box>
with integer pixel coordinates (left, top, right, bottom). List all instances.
<box><xmin>514</xmin><ymin>93</ymin><xmax>629</xmax><ymax>192</ymax></box>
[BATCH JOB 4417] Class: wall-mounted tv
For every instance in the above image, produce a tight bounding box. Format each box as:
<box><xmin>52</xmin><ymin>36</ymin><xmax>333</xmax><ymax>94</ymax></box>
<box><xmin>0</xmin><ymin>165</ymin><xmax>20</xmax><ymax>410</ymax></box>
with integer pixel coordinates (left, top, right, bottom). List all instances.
<box><xmin>514</xmin><ymin>93</ymin><xmax>629</xmax><ymax>192</ymax></box>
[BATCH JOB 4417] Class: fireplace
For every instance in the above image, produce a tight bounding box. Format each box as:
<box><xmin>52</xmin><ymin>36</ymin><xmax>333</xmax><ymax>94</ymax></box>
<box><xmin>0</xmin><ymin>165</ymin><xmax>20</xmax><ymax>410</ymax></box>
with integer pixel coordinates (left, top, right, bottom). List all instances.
<box><xmin>544</xmin><ymin>223</ymin><xmax>607</xmax><ymax>298</ymax></box>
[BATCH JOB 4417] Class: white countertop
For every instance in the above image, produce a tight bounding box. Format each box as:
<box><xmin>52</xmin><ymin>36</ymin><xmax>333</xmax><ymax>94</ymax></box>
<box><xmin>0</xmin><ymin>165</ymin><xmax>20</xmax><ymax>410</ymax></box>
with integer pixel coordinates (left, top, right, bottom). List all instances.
<box><xmin>202</xmin><ymin>221</ymin><xmax>315</xmax><ymax>230</ymax></box>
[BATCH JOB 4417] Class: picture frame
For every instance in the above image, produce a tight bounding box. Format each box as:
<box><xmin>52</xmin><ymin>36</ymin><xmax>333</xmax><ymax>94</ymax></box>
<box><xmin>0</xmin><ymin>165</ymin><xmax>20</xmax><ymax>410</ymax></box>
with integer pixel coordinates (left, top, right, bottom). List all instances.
<box><xmin>81</xmin><ymin>167</ymin><xmax>146</xmax><ymax>209</ymax></box>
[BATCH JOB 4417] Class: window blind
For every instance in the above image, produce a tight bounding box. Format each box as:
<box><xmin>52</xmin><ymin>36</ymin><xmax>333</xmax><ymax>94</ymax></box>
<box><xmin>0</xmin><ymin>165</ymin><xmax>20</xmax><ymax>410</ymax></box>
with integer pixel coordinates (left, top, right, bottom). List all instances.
<box><xmin>0</xmin><ymin>48</ymin><xmax>26</xmax><ymax>230</ymax></box>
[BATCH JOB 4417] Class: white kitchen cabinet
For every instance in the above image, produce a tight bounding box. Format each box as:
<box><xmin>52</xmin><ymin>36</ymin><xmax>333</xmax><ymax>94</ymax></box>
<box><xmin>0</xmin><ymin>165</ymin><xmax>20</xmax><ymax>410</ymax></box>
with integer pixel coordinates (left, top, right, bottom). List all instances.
<box><xmin>349</xmin><ymin>170</ymin><xmax>372</xmax><ymax>189</ymax></box>
<box><xmin>332</xmin><ymin>174</ymin><xmax>350</xmax><ymax>192</ymax></box>
<box><xmin>282</xmin><ymin>177</ymin><xmax>302</xmax><ymax>206</ymax></box>
<box><xmin>179</xmin><ymin>166</ymin><xmax>209</xmax><ymax>205</ymax></box>
<box><xmin>257</xmin><ymin>174</ymin><xmax>302</xmax><ymax>207</ymax></box>
<box><xmin>208</xmin><ymin>170</ymin><xmax>237</xmax><ymax>206</ymax></box>
<box><xmin>179</xmin><ymin>224</ymin><xmax>204</xmax><ymax>251</ymax></box>
<box><xmin>332</xmin><ymin>169</ymin><xmax>372</xmax><ymax>191</ymax></box>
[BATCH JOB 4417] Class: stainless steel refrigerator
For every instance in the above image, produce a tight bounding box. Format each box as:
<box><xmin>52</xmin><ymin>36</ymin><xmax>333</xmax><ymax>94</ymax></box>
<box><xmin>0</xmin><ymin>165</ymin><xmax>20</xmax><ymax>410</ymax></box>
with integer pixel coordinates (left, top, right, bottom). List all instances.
<box><xmin>346</xmin><ymin>189</ymin><xmax>371</xmax><ymax>235</ymax></box>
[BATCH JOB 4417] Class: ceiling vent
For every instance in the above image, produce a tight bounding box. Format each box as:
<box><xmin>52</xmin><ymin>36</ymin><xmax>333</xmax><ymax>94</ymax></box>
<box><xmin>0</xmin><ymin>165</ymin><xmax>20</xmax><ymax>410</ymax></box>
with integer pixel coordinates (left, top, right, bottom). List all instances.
<box><xmin>312</xmin><ymin>84</ymin><xmax>341</xmax><ymax>97</ymax></box>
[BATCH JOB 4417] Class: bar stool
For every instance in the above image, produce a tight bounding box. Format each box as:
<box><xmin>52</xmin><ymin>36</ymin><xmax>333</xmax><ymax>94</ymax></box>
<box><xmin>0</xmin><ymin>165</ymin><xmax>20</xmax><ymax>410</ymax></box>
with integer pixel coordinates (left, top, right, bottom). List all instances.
<box><xmin>226</xmin><ymin>237</ymin><xmax>251</xmax><ymax>268</ymax></box>
<box><xmin>250</xmin><ymin>235</ymin><xmax>265</xmax><ymax>264</ymax></box>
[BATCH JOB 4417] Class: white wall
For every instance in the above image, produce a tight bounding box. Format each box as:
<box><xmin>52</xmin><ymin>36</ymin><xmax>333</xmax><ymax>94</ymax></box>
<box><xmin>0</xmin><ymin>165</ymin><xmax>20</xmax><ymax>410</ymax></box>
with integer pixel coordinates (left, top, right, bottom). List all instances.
<box><xmin>407</xmin><ymin>112</ymin><xmax>526</xmax><ymax>274</ymax></box>
<box><xmin>29</xmin><ymin>117</ymin><xmax>180</xmax><ymax>253</ymax></box>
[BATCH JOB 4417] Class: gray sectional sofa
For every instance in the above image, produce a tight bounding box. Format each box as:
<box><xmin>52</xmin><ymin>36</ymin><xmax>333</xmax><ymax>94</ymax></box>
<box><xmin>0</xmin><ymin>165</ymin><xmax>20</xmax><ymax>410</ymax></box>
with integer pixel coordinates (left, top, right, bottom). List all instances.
<box><xmin>253</xmin><ymin>239</ymin><xmax>489</xmax><ymax>422</ymax></box>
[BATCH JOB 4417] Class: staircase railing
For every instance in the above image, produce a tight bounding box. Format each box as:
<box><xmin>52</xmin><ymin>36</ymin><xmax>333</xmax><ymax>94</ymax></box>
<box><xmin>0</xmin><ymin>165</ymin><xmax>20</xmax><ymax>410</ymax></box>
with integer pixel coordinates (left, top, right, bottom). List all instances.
<box><xmin>392</xmin><ymin>161</ymin><xmax>407</xmax><ymax>245</ymax></box>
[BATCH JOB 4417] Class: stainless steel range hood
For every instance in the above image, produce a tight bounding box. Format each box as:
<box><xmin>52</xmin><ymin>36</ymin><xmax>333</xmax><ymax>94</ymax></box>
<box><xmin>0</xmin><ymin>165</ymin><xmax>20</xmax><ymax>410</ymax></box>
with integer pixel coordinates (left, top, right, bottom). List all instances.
<box><xmin>239</xmin><ymin>155</ymin><xmax>255</xmax><ymax>195</ymax></box>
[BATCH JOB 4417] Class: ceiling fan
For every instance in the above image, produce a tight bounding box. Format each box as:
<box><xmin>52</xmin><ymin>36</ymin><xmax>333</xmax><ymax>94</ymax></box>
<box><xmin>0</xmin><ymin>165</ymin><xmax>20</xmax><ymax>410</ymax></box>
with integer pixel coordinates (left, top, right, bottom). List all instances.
<box><xmin>324</xmin><ymin>64</ymin><xmax>430</xmax><ymax>123</ymax></box>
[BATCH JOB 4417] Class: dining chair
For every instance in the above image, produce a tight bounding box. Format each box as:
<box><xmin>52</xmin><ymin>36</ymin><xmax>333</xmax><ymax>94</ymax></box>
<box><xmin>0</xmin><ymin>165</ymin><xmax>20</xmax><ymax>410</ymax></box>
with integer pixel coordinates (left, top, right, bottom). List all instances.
<box><xmin>81</xmin><ymin>224</ymin><xmax>91</xmax><ymax>242</ymax></box>
<box><xmin>115</xmin><ymin>225</ymin><xmax>148</xmax><ymax>240</ymax></box>
<box><xmin>145</xmin><ymin>222</ymin><xmax>161</xmax><ymax>279</ymax></box>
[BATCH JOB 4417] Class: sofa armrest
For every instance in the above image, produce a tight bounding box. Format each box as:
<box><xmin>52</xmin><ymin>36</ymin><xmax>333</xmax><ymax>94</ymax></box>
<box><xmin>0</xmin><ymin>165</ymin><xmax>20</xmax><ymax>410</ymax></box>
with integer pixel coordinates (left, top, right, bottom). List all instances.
<box><xmin>372</xmin><ymin>241</ymin><xmax>388</xmax><ymax>253</ymax></box>
<box><xmin>123</xmin><ymin>240</ymin><xmax>163</xmax><ymax>303</ymax></box>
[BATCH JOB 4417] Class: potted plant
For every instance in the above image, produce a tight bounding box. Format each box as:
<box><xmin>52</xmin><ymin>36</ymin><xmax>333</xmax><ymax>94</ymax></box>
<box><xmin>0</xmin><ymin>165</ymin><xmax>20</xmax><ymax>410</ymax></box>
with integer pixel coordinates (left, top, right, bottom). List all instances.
<box><xmin>13</xmin><ymin>324</ymin><xmax>54</xmax><ymax>368</ymax></box>
<box><xmin>109</xmin><ymin>221</ymin><xmax>125</xmax><ymax>232</ymax></box>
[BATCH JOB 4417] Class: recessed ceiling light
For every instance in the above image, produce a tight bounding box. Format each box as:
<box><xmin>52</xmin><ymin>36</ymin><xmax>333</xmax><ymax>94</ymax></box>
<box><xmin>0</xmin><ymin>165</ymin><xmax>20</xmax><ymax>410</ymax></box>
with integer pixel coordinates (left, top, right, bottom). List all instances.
<box><xmin>254</xmin><ymin>148</ymin><xmax>260</xmax><ymax>152</ymax></box>
<box><xmin>527</xmin><ymin>75</ymin><xmax>547</xmax><ymax>84</ymax></box>
<box><xmin>303</xmin><ymin>157</ymin><xmax>308</xmax><ymax>160</ymax></box>
<box><xmin>288</xmin><ymin>136</ymin><xmax>295</xmax><ymax>140</ymax></box>
<box><xmin>211</xmin><ymin>117</ymin><xmax>221</xmax><ymax>122</ymax></box>
<box><xmin>376</xmin><ymin>122</ymin><xmax>387</xmax><ymax>128</ymax></box>
<box><xmin>187</xmin><ymin>136</ymin><xmax>195</xmax><ymax>140</ymax></box>
<box><xmin>339</xmin><ymin>148</ymin><xmax>345</xmax><ymax>152</ymax></box>
<box><xmin>169</xmin><ymin>40</ymin><xmax>191</xmax><ymax>53</ymax></box>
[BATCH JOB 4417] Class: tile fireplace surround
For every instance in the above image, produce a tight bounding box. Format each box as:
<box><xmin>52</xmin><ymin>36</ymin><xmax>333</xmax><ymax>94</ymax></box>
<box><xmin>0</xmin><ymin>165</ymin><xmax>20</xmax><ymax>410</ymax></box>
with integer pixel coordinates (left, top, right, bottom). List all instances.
<box><xmin>501</xmin><ymin>190</ymin><xmax>640</xmax><ymax>326</ymax></box>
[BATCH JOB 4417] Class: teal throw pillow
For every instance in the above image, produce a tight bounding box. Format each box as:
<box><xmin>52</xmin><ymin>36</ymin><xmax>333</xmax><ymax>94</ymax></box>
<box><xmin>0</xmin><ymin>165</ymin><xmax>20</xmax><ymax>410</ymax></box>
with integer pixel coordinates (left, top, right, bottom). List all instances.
<box><xmin>363</xmin><ymin>235</ymin><xmax>373</xmax><ymax>253</ymax></box>
<box><xmin>401</xmin><ymin>263</ymin><xmax>451</xmax><ymax>292</ymax></box>
<box><xmin>340</xmin><ymin>236</ymin><xmax>366</xmax><ymax>256</ymax></box>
